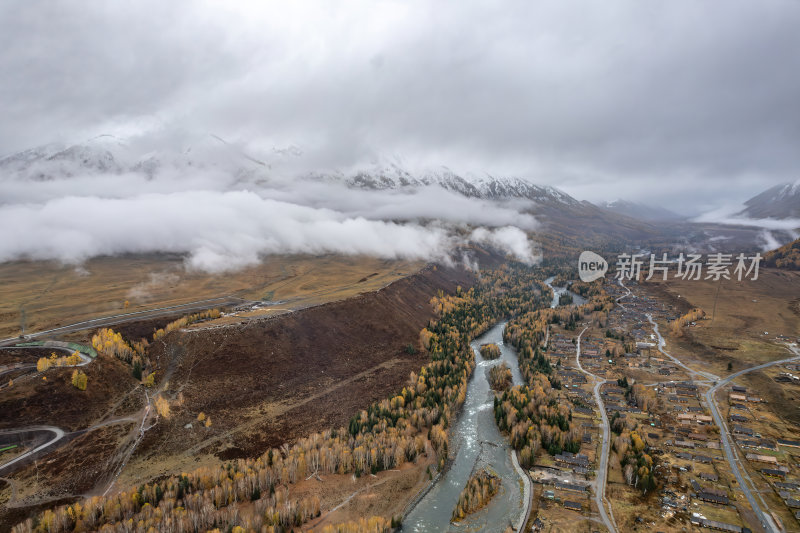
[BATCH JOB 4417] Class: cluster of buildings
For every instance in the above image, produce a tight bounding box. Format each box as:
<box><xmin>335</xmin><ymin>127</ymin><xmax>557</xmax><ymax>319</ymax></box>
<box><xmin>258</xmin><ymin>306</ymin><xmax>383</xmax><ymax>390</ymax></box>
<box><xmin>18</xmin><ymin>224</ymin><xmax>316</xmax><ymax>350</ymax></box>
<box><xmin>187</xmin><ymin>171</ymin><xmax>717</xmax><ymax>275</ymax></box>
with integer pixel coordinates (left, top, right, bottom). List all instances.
<box><xmin>724</xmin><ymin>385</ymin><xmax>800</xmax><ymax>522</ymax></box>
<box><xmin>531</xmin><ymin>277</ymin><xmax>800</xmax><ymax>530</ymax></box>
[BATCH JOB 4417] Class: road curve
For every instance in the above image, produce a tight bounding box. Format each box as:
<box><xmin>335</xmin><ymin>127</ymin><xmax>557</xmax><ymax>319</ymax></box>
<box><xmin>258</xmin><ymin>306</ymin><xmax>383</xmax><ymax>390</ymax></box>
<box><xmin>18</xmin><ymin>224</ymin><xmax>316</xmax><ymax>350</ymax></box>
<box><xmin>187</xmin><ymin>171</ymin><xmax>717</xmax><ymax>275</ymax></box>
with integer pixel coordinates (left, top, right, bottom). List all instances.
<box><xmin>575</xmin><ymin>326</ymin><xmax>618</xmax><ymax>533</ymax></box>
<box><xmin>0</xmin><ymin>426</ymin><xmax>65</xmax><ymax>473</ymax></box>
<box><xmin>704</xmin><ymin>346</ymin><xmax>800</xmax><ymax>533</ymax></box>
<box><xmin>648</xmin><ymin>309</ymin><xmax>796</xmax><ymax>533</ymax></box>
<box><xmin>616</xmin><ymin>279</ymin><xmax>632</xmax><ymax>304</ymax></box>
<box><xmin>0</xmin><ymin>343</ymin><xmax>93</xmax><ymax>365</ymax></box>
<box><xmin>646</xmin><ymin>314</ymin><xmax>719</xmax><ymax>381</ymax></box>
<box><xmin>0</xmin><ymin>342</ymin><xmax>96</xmax><ymax>391</ymax></box>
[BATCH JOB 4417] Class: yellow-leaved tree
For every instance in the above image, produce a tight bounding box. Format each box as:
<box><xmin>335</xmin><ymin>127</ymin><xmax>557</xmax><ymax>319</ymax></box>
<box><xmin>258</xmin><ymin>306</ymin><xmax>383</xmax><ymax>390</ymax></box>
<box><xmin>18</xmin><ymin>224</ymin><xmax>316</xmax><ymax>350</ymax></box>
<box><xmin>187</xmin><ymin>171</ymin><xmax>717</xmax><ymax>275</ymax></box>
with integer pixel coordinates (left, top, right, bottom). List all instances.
<box><xmin>71</xmin><ymin>370</ymin><xmax>88</xmax><ymax>391</ymax></box>
<box><xmin>154</xmin><ymin>395</ymin><xmax>171</xmax><ymax>418</ymax></box>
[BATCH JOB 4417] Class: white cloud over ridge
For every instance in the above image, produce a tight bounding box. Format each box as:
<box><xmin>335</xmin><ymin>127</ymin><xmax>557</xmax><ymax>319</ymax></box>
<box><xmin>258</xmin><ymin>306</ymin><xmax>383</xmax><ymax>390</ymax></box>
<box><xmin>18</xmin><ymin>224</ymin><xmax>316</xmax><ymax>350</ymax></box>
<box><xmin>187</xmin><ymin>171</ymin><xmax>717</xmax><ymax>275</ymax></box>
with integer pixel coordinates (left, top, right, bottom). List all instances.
<box><xmin>0</xmin><ymin>182</ymin><xmax>539</xmax><ymax>272</ymax></box>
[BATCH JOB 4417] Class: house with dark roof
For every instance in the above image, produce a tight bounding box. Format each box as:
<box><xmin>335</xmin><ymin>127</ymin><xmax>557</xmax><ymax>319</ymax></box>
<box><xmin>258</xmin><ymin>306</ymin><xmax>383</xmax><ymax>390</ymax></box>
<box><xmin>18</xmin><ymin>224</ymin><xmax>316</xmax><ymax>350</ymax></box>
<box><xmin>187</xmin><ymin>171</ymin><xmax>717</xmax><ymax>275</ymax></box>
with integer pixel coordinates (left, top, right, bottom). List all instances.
<box><xmin>697</xmin><ymin>491</ymin><xmax>729</xmax><ymax>505</ymax></box>
<box><xmin>563</xmin><ymin>500</ymin><xmax>582</xmax><ymax>511</ymax></box>
<box><xmin>555</xmin><ymin>481</ymin><xmax>588</xmax><ymax>493</ymax></box>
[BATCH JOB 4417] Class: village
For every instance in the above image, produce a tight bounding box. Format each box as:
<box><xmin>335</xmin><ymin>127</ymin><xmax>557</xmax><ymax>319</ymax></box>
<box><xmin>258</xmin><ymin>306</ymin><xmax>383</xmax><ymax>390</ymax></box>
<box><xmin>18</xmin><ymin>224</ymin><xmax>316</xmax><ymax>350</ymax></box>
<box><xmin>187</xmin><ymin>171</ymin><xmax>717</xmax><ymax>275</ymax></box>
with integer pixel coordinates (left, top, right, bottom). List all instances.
<box><xmin>526</xmin><ymin>279</ymin><xmax>800</xmax><ymax>533</ymax></box>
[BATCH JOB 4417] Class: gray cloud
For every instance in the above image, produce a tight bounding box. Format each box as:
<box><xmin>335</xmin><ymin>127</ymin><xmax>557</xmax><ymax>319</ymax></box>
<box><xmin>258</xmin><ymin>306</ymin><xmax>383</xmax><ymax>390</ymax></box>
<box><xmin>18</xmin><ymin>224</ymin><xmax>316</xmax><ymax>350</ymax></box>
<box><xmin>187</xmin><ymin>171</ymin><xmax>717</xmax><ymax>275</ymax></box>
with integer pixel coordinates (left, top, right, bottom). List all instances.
<box><xmin>0</xmin><ymin>132</ymin><xmax>544</xmax><ymax>269</ymax></box>
<box><xmin>1</xmin><ymin>1</ymin><xmax>799</xmax><ymax>213</ymax></box>
<box><xmin>0</xmin><ymin>142</ymin><xmax>541</xmax><ymax>270</ymax></box>
<box><xmin>0</xmin><ymin>188</ymin><xmax>537</xmax><ymax>271</ymax></box>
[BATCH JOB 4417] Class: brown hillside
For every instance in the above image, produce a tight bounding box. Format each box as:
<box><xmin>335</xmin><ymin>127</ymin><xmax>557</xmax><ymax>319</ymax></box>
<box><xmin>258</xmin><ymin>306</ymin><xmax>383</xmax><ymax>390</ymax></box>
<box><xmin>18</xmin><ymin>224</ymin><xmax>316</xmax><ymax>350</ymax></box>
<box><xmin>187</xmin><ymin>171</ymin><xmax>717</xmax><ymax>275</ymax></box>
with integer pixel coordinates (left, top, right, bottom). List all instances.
<box><xmin>764</xmin><ymin>237</ymin><xmax>800</xmax><ymax>270</ymax></box>
<box><xmin>130</xmin><ymin>264</ymin><xmax>475</xmax><ymax>474</ymax></box>
<box><xmin>0</xmin><ymin>262</ymin><xmax>475</xmax><ymax>529</ymax></box>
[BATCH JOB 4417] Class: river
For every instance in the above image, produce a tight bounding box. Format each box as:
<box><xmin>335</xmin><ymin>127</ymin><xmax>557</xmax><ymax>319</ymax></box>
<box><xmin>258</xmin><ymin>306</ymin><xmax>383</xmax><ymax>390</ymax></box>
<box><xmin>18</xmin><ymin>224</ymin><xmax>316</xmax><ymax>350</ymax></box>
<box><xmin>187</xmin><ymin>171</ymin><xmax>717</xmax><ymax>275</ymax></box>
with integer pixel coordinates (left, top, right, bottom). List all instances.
<box><xmin>402</xmin><ymin>322</ymin><xmax>527</xmax><ymax>532</ymax></box>
<box><xmin>544</xmin><ymin>276</ymin><xmax>587</xmax><ymax>308</ymax></box>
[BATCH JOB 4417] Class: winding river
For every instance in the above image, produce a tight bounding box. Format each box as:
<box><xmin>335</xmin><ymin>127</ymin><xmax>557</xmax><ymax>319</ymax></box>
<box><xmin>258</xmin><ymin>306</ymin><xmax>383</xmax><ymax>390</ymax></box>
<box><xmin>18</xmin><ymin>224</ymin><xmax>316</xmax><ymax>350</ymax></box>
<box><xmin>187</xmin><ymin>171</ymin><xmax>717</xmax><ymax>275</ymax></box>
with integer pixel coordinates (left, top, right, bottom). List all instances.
<box><xmin>402</xmin><ymin>322</ymin><xmax>527</xmax><ymax>532</ymax></box>
<box><xmin>544</xmin><ymin>276</ymin><xmax>587</xmax><ymax>308</ymax></box>
<box><xmin>402</xmin><ymin>278</ymin><xmax>587</xmax><ymax>531</ymax></box>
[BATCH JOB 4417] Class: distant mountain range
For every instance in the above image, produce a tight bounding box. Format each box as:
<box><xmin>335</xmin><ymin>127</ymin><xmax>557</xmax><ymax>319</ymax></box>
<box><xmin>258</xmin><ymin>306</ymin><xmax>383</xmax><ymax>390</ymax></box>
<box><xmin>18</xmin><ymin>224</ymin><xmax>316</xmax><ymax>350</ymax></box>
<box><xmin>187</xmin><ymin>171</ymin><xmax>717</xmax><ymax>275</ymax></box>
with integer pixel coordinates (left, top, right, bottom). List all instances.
<box><xmin>2</xmin><ymin>135</ymin><xmax>795</xmax><ymax>221</ymax></box>
<box><xmin>1</xmin><ymin>135</ymin><xmax>797</xmax><ymax>254</ymax></box>
<box><xmin>307</xmin><ymin>162</ymin><xmax>579</xmax><ymax>206</ymax></box>
<box><xmin>600</xmin><ymin>199</ymin><xmax>684</xmax><ymax>222</ymax></box>
<box><xmin>0</xmin><ymin>134</ymin><xmax>268</xmax><ymax>182</ymax></box>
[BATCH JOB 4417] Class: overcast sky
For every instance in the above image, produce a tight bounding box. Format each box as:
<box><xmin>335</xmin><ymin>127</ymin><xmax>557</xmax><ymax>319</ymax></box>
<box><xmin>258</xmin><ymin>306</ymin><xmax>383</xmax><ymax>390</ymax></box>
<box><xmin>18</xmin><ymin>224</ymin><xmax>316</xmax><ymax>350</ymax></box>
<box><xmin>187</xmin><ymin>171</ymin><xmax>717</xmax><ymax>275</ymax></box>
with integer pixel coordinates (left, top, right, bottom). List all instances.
<box><xmin>2</xmin><ymin>0</ymin><xmax>800</xmax><ymax>214</ymax></box>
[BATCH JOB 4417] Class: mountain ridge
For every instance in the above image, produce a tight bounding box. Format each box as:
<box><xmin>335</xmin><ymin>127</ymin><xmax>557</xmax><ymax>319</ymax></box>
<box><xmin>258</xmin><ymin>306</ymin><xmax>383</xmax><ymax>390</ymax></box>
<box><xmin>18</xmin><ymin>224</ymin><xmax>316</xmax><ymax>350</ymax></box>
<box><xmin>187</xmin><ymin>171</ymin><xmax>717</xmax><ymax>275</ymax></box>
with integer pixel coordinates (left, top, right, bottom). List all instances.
<box><xmin>601</xmin><ymin>199</ymin><xmax>684</xmax><ymax>222</ymax></box>
<box><xmin>736</xmin><ymin>180</ymin><xmax>800</xmax><ymax>219</ymax></box>
<box><xmin>2</xmin><ymin>136</ymin><xmax>582</xmax><ymax>206</ymax></box>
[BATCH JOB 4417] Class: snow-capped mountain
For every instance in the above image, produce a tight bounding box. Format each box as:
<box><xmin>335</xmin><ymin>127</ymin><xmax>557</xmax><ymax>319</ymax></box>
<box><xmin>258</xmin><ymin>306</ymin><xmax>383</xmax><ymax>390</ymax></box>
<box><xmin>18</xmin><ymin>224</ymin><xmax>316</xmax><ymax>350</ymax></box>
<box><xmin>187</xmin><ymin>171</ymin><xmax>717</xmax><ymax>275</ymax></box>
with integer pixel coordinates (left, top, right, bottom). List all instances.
<box><xmin>0</xmin><ymin>135</ymin><xmax>130</xmax><ymax>179</ymax></box>
<box><xmin>0</xmin><ymin>135</ymin><xmax>689</xmax><ymax>247</ymax></box>
<box><xmin>1</xmin><ymin>136</ymin><xmax>580</xmax><ymax>206</ymax></box>
<box><xmin>306</xmin><ymin>161</ymin><xmax>579</xmax><ymax>205</ymax></box>
<box><xmin>737</xmin><ymin>180</ymin><xmax>800</xmax><ymax>219</ymax></box>
<box><xmin>0</xmin><ymin>133</ymin><xmax>276</xmax><ymax>183</ymax></box>
<box><xmin>1</xmin><ymin>135</ymin><xmax>781</xmax><ymax>254</ymax></box>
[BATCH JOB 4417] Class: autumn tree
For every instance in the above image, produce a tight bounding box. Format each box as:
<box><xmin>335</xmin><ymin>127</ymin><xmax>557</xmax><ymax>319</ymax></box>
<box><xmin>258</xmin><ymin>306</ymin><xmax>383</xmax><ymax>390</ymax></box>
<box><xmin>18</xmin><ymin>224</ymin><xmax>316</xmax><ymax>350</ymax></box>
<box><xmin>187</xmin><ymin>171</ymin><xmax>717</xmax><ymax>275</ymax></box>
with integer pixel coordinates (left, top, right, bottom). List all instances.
<box><xmin>71</xmin><ymin>370</ymin><xmax>87</xmax><ymax>391</ymax></box>
<box><xmin>19</xmin><ymin>264</ymin><xmax>564</xmax><ymax>533</ymax></box>
<box><xmin>488</xmin><ymin>362</ymin><xmax>513</xmax><ymax>391</ymax></box>
<box><xmin>452</xmin><ymin>469</ymin><xmax>501</xmax><ymax>521</ymax></box>
<box><xmin>669</xmin><ymin>308</ymin><xmax>706</xmax><ymax>337</ymax></box>
<box><xmin>480</xmin><ymin>343</ymin><xmax>502</xmax><ymax>360</ymax></box>
<box><xmin>153</xmin><ymin>309</ymin><xmax>221</xmax><ymax>340</ymax></box>
<box><xmin>154</xmin><ymin>395</ymin><xmax>171</xmax><ymax>418</ymax></box>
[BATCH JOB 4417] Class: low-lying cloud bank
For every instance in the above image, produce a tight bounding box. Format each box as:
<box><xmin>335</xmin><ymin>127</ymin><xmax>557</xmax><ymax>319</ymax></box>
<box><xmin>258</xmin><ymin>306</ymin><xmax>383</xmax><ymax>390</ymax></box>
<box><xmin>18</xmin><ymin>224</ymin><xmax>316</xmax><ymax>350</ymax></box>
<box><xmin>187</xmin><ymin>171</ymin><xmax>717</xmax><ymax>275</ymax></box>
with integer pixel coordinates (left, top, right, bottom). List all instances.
<box><xmin>0</xmin><ymin>134</ymin><xmax>543</xmax><ymax>271</ymax></box>
<box><xmin>692</xmin><ymin>205</ymin><xmax>800</xmax><ymax>251</ymax></box>
<box><xmin>0</xmin><ymin>188</ymin><xmax>538</xmax><ymax>272</ymax></box>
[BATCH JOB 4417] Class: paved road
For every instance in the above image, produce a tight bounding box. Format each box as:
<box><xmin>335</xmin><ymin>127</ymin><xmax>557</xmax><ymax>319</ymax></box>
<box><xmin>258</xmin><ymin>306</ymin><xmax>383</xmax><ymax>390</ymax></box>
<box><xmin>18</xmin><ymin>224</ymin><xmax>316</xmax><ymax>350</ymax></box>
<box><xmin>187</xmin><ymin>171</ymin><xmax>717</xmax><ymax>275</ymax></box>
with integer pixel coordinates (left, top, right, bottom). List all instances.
<box><xmin>647</xmin><ymin>309</ymin><xmax>798</xmax><ymax>533</ymax></box>
<box><xmin>705</xmin><ymin>345</ymin><xmax>800</xmax><ymax>533</ymax></box>
<box><xmin>0</xmin><ymin>362</ymin><xmax>35</xmax><ymax>378</ymax></box>
<box><xmin>616</xmin><ymin>279</ymin><xmax>632</xmax><ymax>304</ymax></box>
<box><xmin>0</xmin><ymin>342</ymin><xmax>93</xmax><ymax>364</ymax></box>
<box><xmin>0</xmin><ymin>296</ymin><xmax>248</xmax><ymax>346</ymax></box>
<box><xmin>575</xmin><ymin>326</ymin><xmax>618</xmax><ymax>533</ymax></box>
<box><xmin>0</xmin><ymin>342</ymin><xmax>96</xmax><ymax>391</ymax></box>
<box><xmin>0</xmin><ymin>426</ymin><xmax>65</xmax><ymax>473</ymax></box>
<box><xmin>0</xmin><ymin>297</ymin><xmax>246</xmax><ymax>488</ymax></box>
<box><xmin>647</xmin><ymin>314</ymin><xmax>719</xmax><ymax>382</ymax></box>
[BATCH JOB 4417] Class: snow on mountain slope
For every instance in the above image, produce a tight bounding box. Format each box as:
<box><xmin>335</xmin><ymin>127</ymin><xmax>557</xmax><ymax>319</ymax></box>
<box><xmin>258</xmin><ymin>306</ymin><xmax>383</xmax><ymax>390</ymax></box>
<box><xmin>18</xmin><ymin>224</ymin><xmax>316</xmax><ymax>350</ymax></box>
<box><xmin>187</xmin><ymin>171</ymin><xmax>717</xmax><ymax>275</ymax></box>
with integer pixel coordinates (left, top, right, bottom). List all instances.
<box><xmin>737</xmin><ymin>180</ymin><xmax>800</xmax><ymax>219</ymax></box>
<box><xmin>0</xmin><ymin>133</ymin><xmax>276</xmax><ymax>182</ymax></box>
<box><xmin>0</xmin><ymin>138</ymin><xmax>549</xmax><ymax>268</ymax></box>
<box><xmin>2</xmin><ymin>135</ymin><xmax>778</xmax><ymax>262</ymax></box>
<box><xmin>0</xmin><ymin>135</ymin><xmax>130</xmax><ymax>179</ymax></box>
<box><xmin>2</xmin><ymin>137</ymin><xmax>579</xmax><ymax>206</ymax></box>
<box><xmin>307</xmin><ymin>162</ymin><xmax>578</xmax><ymax>205</ymax></box>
